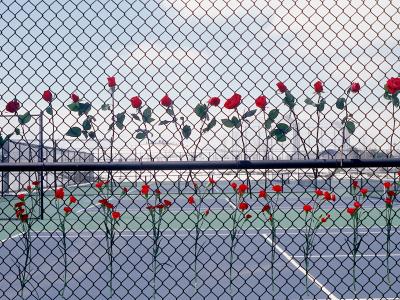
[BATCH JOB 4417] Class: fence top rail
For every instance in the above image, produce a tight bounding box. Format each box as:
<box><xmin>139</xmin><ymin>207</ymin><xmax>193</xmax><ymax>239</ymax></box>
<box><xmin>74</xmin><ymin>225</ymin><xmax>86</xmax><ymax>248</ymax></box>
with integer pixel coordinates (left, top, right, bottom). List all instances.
<box><xmin>0</xmin><ymin>159</ymin><xmax>399</xmax><ymax>172</ymax></box>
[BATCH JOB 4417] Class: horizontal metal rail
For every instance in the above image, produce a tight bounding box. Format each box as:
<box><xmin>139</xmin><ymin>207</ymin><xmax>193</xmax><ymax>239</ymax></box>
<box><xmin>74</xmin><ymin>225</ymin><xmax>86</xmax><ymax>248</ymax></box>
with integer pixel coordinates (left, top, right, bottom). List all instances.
<box><xmin>0</xmin><ymin>159</ymin><xmax>399</xmax><ymax>171</ymax></box>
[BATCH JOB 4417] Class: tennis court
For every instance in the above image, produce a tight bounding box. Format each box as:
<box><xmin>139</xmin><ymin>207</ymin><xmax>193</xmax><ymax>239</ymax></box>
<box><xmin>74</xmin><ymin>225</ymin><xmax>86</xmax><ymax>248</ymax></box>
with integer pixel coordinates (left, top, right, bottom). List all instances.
<box><xmin>1</xmin><ymin>178</ymin><xmax>399</xmax><ymax>299</ymax></box>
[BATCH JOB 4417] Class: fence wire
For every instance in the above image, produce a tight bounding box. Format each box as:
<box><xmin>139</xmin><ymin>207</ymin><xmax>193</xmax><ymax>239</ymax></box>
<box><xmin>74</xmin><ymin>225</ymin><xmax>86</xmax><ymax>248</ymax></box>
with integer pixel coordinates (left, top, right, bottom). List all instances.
<box><xmin>1</xmin><ymin>0</ymin><xmax>400</xmax><ymax>299</ymax></box>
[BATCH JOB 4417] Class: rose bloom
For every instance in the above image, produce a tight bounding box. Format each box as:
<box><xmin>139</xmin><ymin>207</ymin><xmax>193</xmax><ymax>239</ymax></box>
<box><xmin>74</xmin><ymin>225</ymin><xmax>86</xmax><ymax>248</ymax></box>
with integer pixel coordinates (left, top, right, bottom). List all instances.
<box><xmin>160</xmin><ymin>95</ymin><xmax>172</xmax><ymax>107</ymax></box>
<box><xmin>208</xmin><ymin>97</ymin><xmax>220</xmax><ymax>106</ymax></box>
<box><xmin>55</xmin><ymin>188</ymin><xmax>65</xmax><ymax>200</ymax></box>
<box><xmin>130</xmin><ymin>96</ymin><xmax>142</xmax><ymax>108</ymax></box>
<box><xmin>276</xmin><ymin>82</ymin><xmax>287</xmax><ymax>93</ymax></box>
<box><xmin>255</xmin><ymin>95</ymin><xmax>267</xmax><ymax>110</ymax></box>
<box><xmin>272</xmin><ymin>185</ymin><xmax>282</xmax><ymax>193</ymax></box>
<box><xmin>238</xmin><ymin>202</ymin><xmax>249</xmax><ymax>211</ymax></box>
<box><xmin>313</xmin><ymin>81</ymin><xmax>323</xmax><ymax>93</ymax></box>
<box><xmin>71</xmin><ymin>93</ymin><xmax>80</xmax><ymax>102</ymax></box>
<box><xmin>64</xmin><ymin>206</ymin><xmax>72</xmax><ymax>214</ymax></box>
<box><xmin>107</xmin><ymin>76</ymin><xmax>116</xmax><ymax>87</ymax></box>
<box><xmin>303</xmin><ymin>204</ymin><xmax>312</xmax><ymax>212</ymax></box>
<box><xmin>350</xmin><ymin>82</ymin><xmax>361</xmax><ymax>93</ymax></box>
<box><xmin>111</xmin><ymin>211</ymin><xmax>121</xmax><ymax>219</ymax></box>
<box><xmin>386</xmin><ymin>77</ymin><xmax>400</xmax><ymax>95</ymax></box>
<box><xmin>5</xmin><ymin>99</ymin><xmax>21</xmax><ymax>113</ymax></box>
<box><xmin>238</xmin><ymin>184</ymin><xmax>248</xmax><ymax>194</ymax></box>
<box><xmin>42</xmin><ymin>90</ymin><xmax>52</xmax><ymax>102</ymax></box>
<box><xmin>261</xmin><ymin>204</ymin><xmax>270</xmax><ymax>212</ymax></box>
<box><xmin>259</xmin><ymin>190</ymin><xmax>266</xmax><ymax>198</ymax></box>
<box><xmin>223</xmin><ymin>93</ymin><xmax>241</xmax><ymax>109</ymax></box>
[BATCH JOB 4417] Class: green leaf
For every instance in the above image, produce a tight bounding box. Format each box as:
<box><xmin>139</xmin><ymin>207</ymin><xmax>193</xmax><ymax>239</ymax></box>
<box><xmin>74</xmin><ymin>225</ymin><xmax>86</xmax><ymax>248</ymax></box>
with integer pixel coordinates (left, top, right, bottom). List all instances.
<box><xmin>166</xmin><ymin>107</ymin><xmax>175</xmax><ymax>116</ymax></box>
<box><xmin>15</xmin><ymin>128</ymin><xmax>20</xmax><ymax>135</ymax></box>
<box><xmin>45</xmin><ymin>106</ymin><xmax>53</xmax><ymax>115</ymax></box>
<box><xmin>276</xmin><ymin>123</ymin><xmax>291</xmax><ymax>134</ymax></box>
<box><xmin>82</xmin><ymin>119</ymin><xmax>92</xmax><ymax>131</ymax></box>
<box><xmin>305</xmin><ymin>98</ymin><xmax>315</xmax><ymax>106</ymax></box>
<box><xmin>393</xmin><ymin>95</ymin><xmax>400</xmax><ymax>107</ymax></box>
<box><xmin>194</xmin><ymin>104</ymin><xmax>208</xmax><ymax>120</ymax></box>
<box><xmin>132</xmin><ymin>113</ymin><xmax>141</xmax><ymax>121</ymax></box>
<box><xmin>142</xmin><ymin>107</ymin><xmax>154</xmax><ymax>123</ymax></box>
<box><xmin>316</xmin><ymin>99</ymin><xmax>326</xmax><ymax>112</ymax></box>
<box><xmin>101</xmin><ymin>103</ymin><xmax>110</xmax><ymax>111</ymax></box>
<box><xmin>242</xmin><ymin>109</ymin><xmax>257</xmax><ymax>119</ymax></box>
<box><xmin>345</xmin><ymin>121</ymin><xmax>356</xmax><ymax>134</ymax></box>
<box><xmin>283</xmin><ymin>92</ymin><xmax>296</xmax><ymax>109</ymax></box>
<box><xmin>0</xmin><ymin>133</ymin><xmax>13</xmax><ymax>147</ymax></box>
<box><xmin>336</xmin><ymin>98</ymin><xmax>346</xmax><ymax>110</ymax></box>
<box><xmin>231</xmin><ymin>116</ymin><xmax>241</xmax><ymax>128</ymax></box>
<box><xmin>221</xmin><ymin>119</ymin><xmax>234</xmax><ymax>128</ymax></box>
<box><xmin>136</xmin><ymin>132</ymin><xmax>146</xmax><ymax>139</ymax></box>
<box><xmin>159</xmin><ymin>120</ymin><xmax>171</xmax><ymax>125</ymax></box>
<box><xmin>275</xmin><ymin>132</ymin><xmax>287</xmax><ymax>142</ymax></box>
<box><xmin>82</xmin><ymin>130</ymin><xmax>88</xmax><ymax>139</ymax></box>
<box><xmin>78</xmin><ymin>103</ymin><xmax>91</xmax><ymax>116</ymax></box>
<box><xmin>18</xmin><ymin>112</ymin><xmax>31</xmax><ymax>125</ymax></box>
<box><xmin>264</xmin><ymin>119</ymin><xmax>273</xmax><ymax>129</ymax></box>
<box><xmin>68</xmin><ymin>102</ymin><xmax>80</xmax><ymax>112</ymax></box>
<box><xmin>116</xmin><ymin>122</ymin><xmax>124</xmax><ymax>130</ymax></box>
<box><xmin>88</xmin><ymin>131</ymin><xmax>96</xmax><ymax>139</ymax></box>
<box><xmin>182</xmin><ymin>125</ymin><xmax>191</xmax><ymax>139</ymax></box>
<box><xmin>268</xmin><ymin>109</ymin><xmax>279</xmax><ymax>121</ymax></box>
<box><xmin>66</xmin><ymin>127</ymin><xmax>82</xmax><ymax>138</ymax></box>
<box><xmin>203</xmin><ymin>117</ymin><xmax>216</xmax><ymax>133</ymax></box>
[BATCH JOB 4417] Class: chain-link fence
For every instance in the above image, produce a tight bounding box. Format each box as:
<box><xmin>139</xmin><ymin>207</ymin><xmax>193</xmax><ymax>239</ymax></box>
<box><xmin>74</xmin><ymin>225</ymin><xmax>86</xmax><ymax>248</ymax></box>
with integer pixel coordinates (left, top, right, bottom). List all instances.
<box><xmin>1</xmin><ymin>0</ymin><xmax>400</xmax><ymax>299</ymax></box>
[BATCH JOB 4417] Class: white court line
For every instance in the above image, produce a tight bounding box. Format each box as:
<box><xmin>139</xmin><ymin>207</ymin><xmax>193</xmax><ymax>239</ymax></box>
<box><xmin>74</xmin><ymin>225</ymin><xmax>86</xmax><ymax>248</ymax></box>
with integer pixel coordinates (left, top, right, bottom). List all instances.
<box><xmin>0</xmin><ymin>232</ymin><xmax>24</xmax><ymax>245</ymax></box>
<box><xmin>225</xmin><ymin>197</ymin><xmax>339</xmax><ymax>300</ymax></box>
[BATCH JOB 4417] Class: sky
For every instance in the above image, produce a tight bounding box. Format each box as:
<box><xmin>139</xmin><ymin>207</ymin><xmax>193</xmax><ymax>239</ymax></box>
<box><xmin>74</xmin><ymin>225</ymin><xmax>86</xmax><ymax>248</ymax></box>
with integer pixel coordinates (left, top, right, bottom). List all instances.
<box><xmin>0</xmin><ymin>0</ymin><xmax>399</xmax><ymax>160</ymax></box>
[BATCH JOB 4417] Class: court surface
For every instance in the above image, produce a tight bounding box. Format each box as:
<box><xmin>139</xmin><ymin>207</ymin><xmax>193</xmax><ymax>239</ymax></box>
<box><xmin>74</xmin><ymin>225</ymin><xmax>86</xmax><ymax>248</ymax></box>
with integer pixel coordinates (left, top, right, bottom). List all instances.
<box><xmin>0</xmin><ymin>178</ymin><xmax>399</xmax><ymax>299</ymax></box>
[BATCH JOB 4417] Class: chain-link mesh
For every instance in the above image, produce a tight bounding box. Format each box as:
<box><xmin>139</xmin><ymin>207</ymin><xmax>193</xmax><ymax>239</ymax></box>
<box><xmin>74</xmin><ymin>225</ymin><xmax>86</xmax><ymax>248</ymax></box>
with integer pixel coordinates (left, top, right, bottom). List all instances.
<box><xmin>1</xmin><ymin>0</ymin><xmax>400</xmax><ymax>299</ymax></box>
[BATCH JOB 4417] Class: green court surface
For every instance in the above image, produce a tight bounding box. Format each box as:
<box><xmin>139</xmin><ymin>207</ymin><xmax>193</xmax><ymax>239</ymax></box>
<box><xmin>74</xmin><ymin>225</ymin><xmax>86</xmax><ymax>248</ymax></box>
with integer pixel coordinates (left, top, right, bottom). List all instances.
<box><xmin>0</xmin><ymin>180</ymin><xmax>397</xmax><ymax>242</ymax></box>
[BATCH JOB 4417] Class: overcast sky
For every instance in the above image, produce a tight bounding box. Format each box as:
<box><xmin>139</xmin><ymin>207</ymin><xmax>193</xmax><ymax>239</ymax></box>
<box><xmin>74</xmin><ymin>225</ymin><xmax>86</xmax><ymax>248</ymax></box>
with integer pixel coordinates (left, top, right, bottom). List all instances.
<box><xmin>0</xmin><ymin>0</ymin><xmax>399</xmax><ymax>159</ymax></box>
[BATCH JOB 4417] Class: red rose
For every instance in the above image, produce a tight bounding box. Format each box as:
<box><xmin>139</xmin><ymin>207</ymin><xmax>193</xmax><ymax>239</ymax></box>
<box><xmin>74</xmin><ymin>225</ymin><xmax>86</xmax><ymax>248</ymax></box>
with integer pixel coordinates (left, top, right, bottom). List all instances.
<box><xmin>122</xmin><ymin>187</ymin><xmax>129</xmax><ymax>194</ymax></box>
<box><xmin>32</xmin><ymin>181</ymin><xmax>40</xmax><ymax>186</ymax></box>
<box><xmin>107</xmin><ymin>76</ymin><xmax>116</xmax><ymax>88</ymax></box>
<box><xmin>352</xmin><ymin>180</ymin><xmax>358</xmax><ymax>188</ymax></box>
<box><xmin>245</xmin><ymin>214</ymin><xmax>252</xmax><ymax>219</ymax></box>
<box><xmin>354</xmin><ymin>201</ymin><xmax>362</xmax><ymax>208</ymax></box>
<box><xmin>383</xmin><ymin>182</ymin><xmax>391</xmax><ymax>189</ymax></box>
<box><xmin>95</xmin><ymin>181</ymin><xmax>104</xmax><ymax>189</ymax></box>
<box><xmin>238</xmin><ymin>184</ymin><xmax>248</xmax><ymax>195</ymax></box>
<box><xmin>15</xmin><ymin>202</ymin><xmax>25</xmax><ymax>208</ymax></box>
<box><xmin>387</xmin><ymin>190</ymin><xmax>396</xmax><ymax>197</ymax></box>
<box><xmin>130</xmin><ymin>96</ymin><xmax>142</xmax><ymax>109</ymax></box>
<box><xmin>303</xmin><ymin>204</ymin><xmax>312</xmax><ymax>213</ymax></box>
<box><xmin>163</xmin><ymin>199</ymin><xmax>172</xmax><ymax>206</ymax></box>
<box><xmin>105</xmin><ymin>202</ymin><xmax>114</xmax><ymax>209</ymax></box>
<box><xmin>276</xmin><ymin>82</ymin><xmax>287</xmax><ymax>93</ymax></box>
<box><xmin>350</xmin><ymin>82</ymin><xmax>361</xmax><ymax>93</ymax></box>
<box><xmin>259</xmin><ymin>190</ymin><xmax>266</xmax><ymax>198</ymax></box>
<box><xmin>208</xmin><ymin>177</ymin><xmax>216</xmax><ymax>184</ymax></box>
<box><xmin>386</xmin><ymin>77</ymin><xmax>400</xmax><ymax>95</ymax></box>
<box><xmin>230</xmin><ymin>182</ymin><xmax>237</xmax><ymax>190</ymax></box>
<box><xmin>269</xmin><ymin>215</ymin><xmax>273</xmax><ymax>221</ymax></box>
<box><xmin>188</xmin><ymin>196</ymin><xmax>195</xmax><ymax>205</ymax></box>
<box><xmin>71</xmin><ymin>93</ymin><xmax>80</xmax><ymax>102</ymax></box>
<box><xmin>111</xmin><ymin>211</ymin><xmax>121</xmax><ymax>219</ymax></box>
<box><xmin>99</xmin><ymin>199</ymin><xmax>108</xmax><ymax>206</ymax></box>
<box><xmin>255</xmin><ymin>95</ymin><xmax>267</xmax><ymax>110</ymax></box>
<box><xmin>155</xmin><ymin>189</ymin><xmax>161</xmax><ymax>195</ymax></box>
<box><xmin>16</xmin><ymin>209</ymin><xmax>25</xmax><ymax>218</ymax></box>
<box><xmin>223</xmin><ymin>93</ymin><xmax>241</xmax><ymax>110</ymax></box>
<box><xmin>204</xmin><ymin>208</ymin><xmax>210</xmax><ymax>216</ymax></box>
<box><xmin>385</xmin><ymin>198</ymin><xmax>393</xmax><ymax>207</ymax></box>
<box><xmin>208</xmin><ymin>97</ymin><xmax>220</xmax><ymax>106</ymax></box>
<box><xmin>69</xmin><ymin>195</ymin><xmax>77</xmax><ymax>203</ymax></box>
<box><xmin>146</xmin><ymin>205</ymin><xmax>155</xmax><ymax>210</ymax></box>
<box><xmin>321</xmin><ymin>217</ymin><xmax>327</xmax><ymax>223</ymax></box>
<box><xmin>315</xmin><ymin>189</ymin><xmax>323</xmax><ymax>196</ymax></box>
<box><xmin>272</xmin><ymin>185</ymin><xmax>282</xmax><ymax>193</ymax></box>
<box><xmin>323</xmin><ymin>191</ymin><xmax>331</xmax><ymax>201</ymax></box>
<box><xmin>63</xmin><ymin>206</ymin><xmax>72</xmax><ymax>214</ymax></box>
<box><xmin>141</xmin><ymin>184</ymin><xmax>150</xmax><ymax>196</ymax></box>
<box><xmin>314</xmin><ymin>81</ymin><xmax>323</xmax><ymax>93</ymax></box>
<box><xmin>160</xmin><ymin>95</ymin><xmax>173</xmax><ymax>107</ymax></box>
<box><xmin>55</xmin><ymin>188</ymin><xmax>65</xmax><ymax>200</ymax></box>
<box><xmin>26</xmin><ymin>185</ymin><xmax>32</xmax><ymax>192</ymax></box>
<box><xmin>347</xmin><ymin>207</ymin><xmax>357</xmax><ymax>216</ymax></box>
<box><xmin>360</xmin><ymin>188</ymin><xmax>368</xmax><ymax>196</ymax></box>
<box><xmin>331</xmin><ymin>194</ymin><xmax>336</xmax><ymax>201</ymax></box>
<box><xmin>155</xmin><ymin>204</ymin><xmax>165</xmax><ymax>209</ymax></box>
<box><xmin>261</xmin><ymin>204</ymin><xmax>270</xmax><ymax>213</ymax></box>
<box><xmin>42</xmin><ymin>90</ymin><xmax>52</xmax><ymax>102</ymax></box>
<box><xmin>18</xmin><ymin>193</ymin><xmax>25</xmax><ymax>200</ymax></box>
<box><xmin>238</xmin><ymin>202</ymin><xmax>249</xmax><ymax>211</ymax></box>
<box><xmin>20</xmin><ymin>214</ymin><xmax>29</xmax><ymax>222</ymax></box>
<box><xmin>5</xmin><ymin>99</ymin><xmax>21</xmax><ymax>113</ymax></box>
